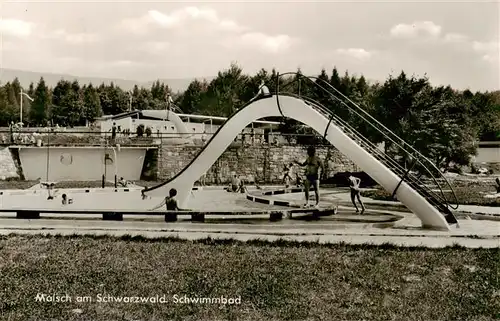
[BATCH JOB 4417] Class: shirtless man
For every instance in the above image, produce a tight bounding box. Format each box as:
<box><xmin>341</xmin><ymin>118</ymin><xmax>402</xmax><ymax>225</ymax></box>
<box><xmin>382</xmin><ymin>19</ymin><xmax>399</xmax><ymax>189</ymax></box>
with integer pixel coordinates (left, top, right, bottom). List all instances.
<box><xmin>295</xmin><ymin>146</ymin><xmax>323</xmax><ymax>207</ymax></box>
<box><xmin>230</xmin><ymin>175</ymin><xmax>241</xmax><ymax>192</ymax></box>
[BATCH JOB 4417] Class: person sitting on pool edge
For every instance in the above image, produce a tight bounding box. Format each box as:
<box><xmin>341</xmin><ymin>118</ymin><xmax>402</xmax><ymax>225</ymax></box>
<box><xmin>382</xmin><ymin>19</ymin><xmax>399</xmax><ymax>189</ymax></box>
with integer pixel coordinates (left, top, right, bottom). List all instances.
<box><xmin>61</xmin><ymin>193</ymin><xmax>73</xmax><ymax>205</ymax></box>
<box><xmin>295</xmin><ymin>146</ymin><xmax>324</xmax><ymax>208</ymax></box>
<box><xmin>238</xmin><ymin>177</ymin><xmax>246</xmax><ymax>193</ymax></box>
<box><xmin>347</xmin><ymin>173</ymin><xmax>365</xmax><ymax>214</ymax></box>
<box><xmin>118</xmin><ymin>177</ymin><xmax>128</xmax><ymax>187</ymax></box>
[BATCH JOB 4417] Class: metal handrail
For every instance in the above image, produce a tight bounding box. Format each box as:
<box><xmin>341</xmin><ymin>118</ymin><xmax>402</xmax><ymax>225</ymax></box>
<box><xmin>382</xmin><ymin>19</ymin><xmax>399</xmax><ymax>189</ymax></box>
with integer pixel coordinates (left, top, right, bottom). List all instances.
<box><xmin>279</xmin><ymin>92</ymin><xmax>446</xmax><ymax>204</ymax></box>
<box><xmin>295</xmin><ymin>94</ymin><xmax>452</xmax><ymax>208</ymax></box>
<box><xmin>275</xmin><ymin>72</ymin><xmax>459</xmax><ymax>211</ymax></box>
<box><xmin>283</xmin><ymin>92</ymin><xmax>453</xmax><ymax>213</ymax></box>
<box><xmin>309</xmin><ymin>74</ymin><xmax>459</xmax><ymax>210</ymax></box>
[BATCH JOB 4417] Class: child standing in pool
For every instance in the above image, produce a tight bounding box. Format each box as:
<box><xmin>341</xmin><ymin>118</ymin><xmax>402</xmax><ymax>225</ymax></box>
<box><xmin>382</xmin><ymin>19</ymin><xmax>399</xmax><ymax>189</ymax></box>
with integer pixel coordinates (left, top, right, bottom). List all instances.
<box><xmin>348</xmin><ymin>173</ymin><xmax>365</xmax><ymax>214</ymax></box>
<box><xmin>282</xmin><ymin>163</ymin><xmax>294</xmax><ymax>188</ymax></box>
<box><xmin>295</xmin><ymin>146</ymin><xmax>323</xmax><ymax>207</ymax></box>
<box><xmin>152</xmin><ymin>188</ymin><xmax>181</xmax><ymax>211</ymax></box>
<box><xmin>165</xmin><ymin>188</ymin><xmax>179</xmax><ymax>210</ymax></box>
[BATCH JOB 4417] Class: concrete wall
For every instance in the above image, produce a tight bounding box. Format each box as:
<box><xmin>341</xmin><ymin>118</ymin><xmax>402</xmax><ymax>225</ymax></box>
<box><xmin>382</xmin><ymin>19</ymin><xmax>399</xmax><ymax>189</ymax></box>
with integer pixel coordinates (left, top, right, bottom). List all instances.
<box><xmin>0</xmin><ymin>148</ymin><xmax>19</xmax><ymax>180</ymax></box>
<box><xmin>473</xmin><ymin>146</ymin><xmax>500</xmax><ymax>164</ymax></box>
<box><xmin>157</xmin><ymin>144</ymin><xmax>358</xmax><ymax>184</ymax></box>
<box><xmin>101</xmin><ymin>118</ymin><xmax>221</xmax><ymax>137</ymax></box>
<box><xmin>17</xmin><ymin>146</ymin><xmax>149</xmax><ymax>181</ymax></box>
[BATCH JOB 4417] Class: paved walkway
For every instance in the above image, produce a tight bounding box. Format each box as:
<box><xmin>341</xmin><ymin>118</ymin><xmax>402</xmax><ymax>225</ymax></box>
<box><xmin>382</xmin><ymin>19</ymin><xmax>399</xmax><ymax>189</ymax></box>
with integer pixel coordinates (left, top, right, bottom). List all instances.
<box><xmin>271</xmin><ymin>188</ymin><xmax>500</xmax><ymax>215</ymax></box>
<box><xmin>0</xmin><ymin>217</ymin><xmax>497</xmax><ymax>248</ymax></box>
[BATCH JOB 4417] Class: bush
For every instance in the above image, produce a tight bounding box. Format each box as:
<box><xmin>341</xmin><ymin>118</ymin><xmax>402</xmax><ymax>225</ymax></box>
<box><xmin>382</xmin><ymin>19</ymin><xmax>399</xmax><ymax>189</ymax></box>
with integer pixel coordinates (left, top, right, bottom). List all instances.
<box><xmin>136</xmin><ymin>124</ymin><xmax>145</xmax><ymax>137</ymax></box>
<box><xmin>363</xmin><ymin>180</ymin><xmax>500</xmax><ymax>206</ymax></box>
<box><xmin>145</xmin><ymin>126</ymin><xmax>152</xmax><ymax>137</ymax></box>
<box><xmin>360</xmin><ymin>188</ymin><xmax>395</xmax><ymax>201</ymax></box>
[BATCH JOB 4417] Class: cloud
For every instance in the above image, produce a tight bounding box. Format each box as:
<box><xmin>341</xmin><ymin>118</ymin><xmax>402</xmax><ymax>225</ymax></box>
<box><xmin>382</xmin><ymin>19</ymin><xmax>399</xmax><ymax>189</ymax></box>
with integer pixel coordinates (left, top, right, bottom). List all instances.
<box><xmin>120</xmin><ymin>6</ymin><xmax>247</xmax><ymax>34</ymax></box>
<box><xmin>140</xmin><ymin>41</ymin><xmax>171</xmax><ymax>52</ymax></box>
<box><xmin>472</xmin><ymin>40</ymin><xmax>499</xmax><ymax>53</ymax></box>
<box><xmin>335</xmin><ymin>48</ymin><xmax>373</xmax><ymax>61</ymax></box>
<box><xmin>219</xmin><ymin>19</ymin><xmax>244</xmax><ymax>32</ymax></box>
<box><xmin>118</xmin><ymin>6</ymin><xmax>295</xmax><ymax>54</ymax></box>
<box><xmin>118</xmin><ymin>16</ymin><xmax>151</xmax><ymax>35</ymax></box>
<box><xmin>387</xmin><ymin>21</ymin><xmax>497</xmax><ymax>66</ymax></box>
<box><xmin>390</xmin><ymin>21</ymin><xmax>442</xmax><ymax>38</ymax></box>
<box><xmin>235</xmin><ymin>32</ymin><xmax>294</xmax><ymax>54</ymax></box>
<box><xmin>482</xmin><ymin>54</ymin><xmax>498</xmax><ymax>63</ymax></box>
<box><xmin>2</xmin><ymin>40</ymin><xmax>17</xmax><ymax>51</ymax></box>
<box><xmin>472</xmin><ymin>40</ymin><xmax>499</xmax><ymax>64</ymax></box>
<box><xmin>444</xmin><ymin>33</ymin><xmax>469</xmax><ymax>43</ymax></box>
<box><xmin>148</xmin><ymin>10</ymin><xmax>183</xmax><ymax>28</ymax></box>
<box><xmin>0</xmin><ymin>18</ymin><xmax>34</xmax><ymax>37</ymax></box>
<box><xmin>110</xmin><ymin>60</ymin><xmax>142</xmax><ymax>67</ymax></box>
<box><xmin>46</xmin><ymin>29</ymin><xmax>100</xmax><ymax>44</ymax></box>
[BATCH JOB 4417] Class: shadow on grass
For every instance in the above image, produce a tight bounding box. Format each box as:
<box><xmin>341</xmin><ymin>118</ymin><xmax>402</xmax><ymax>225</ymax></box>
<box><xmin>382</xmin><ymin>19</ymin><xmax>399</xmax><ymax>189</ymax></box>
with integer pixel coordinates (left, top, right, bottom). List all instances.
<box><xmin>0</xmin><ymin>232</ymin><xmax>475</xmax><ymax>250</ymax></box>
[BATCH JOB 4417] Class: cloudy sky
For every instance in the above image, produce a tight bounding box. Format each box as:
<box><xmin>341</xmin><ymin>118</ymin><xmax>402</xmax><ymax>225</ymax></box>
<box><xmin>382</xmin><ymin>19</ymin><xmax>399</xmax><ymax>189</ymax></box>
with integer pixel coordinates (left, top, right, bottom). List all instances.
<box><xmin>1</xmin><ymin>0</ymin><xmax>499</xmax><ymax>91</ymax></box>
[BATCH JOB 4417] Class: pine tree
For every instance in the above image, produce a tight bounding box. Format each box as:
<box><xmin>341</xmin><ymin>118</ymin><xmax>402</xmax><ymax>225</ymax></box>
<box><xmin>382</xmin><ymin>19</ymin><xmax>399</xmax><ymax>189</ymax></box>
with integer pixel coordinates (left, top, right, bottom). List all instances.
<box><xmin>2</xmin><ymin>83</ymin><xmax>18</xmax><ymax>124</ymax></box>
<box><xmin>268</xmin><ymin>68</ymin><xmax>279</xmax><ymax>93</ymax></box>
<box><xmin>330</xmin><ymin>67</ymin><xmax>341</xmax><ymax>91</ymax></box>
<box><xmin>131</xmin><ymin>85</ymin><xmax>140</xmax><ymax>110</ymax></box>
<box><xmin>340</xmin><ymin>71</ymin><xmax>352</xmax><ymax>96</ymax></box>
<box><xmin>0</xmin><ymin>85</ymin><xmax>10</xmax><ymax>125</ymax></box>
<box><xmin>28</xmin><ymin>82</ymin><xmax>35</xmax><ymax>96</ymax></box>
<box><xmin>6</xmin><ymin>82</ymin><xmax>19</xmax><ymax>121</ymax></box>
<box><xmin>30</xmin><ymin>77</ymin><xmax>50</xmax><ymax>126</ymax></box>
<box><xmin>11</xmin><ymin>78</ymin><xmax>21</xmax><ymax>107</ymax></box>
<box><xmin>179</xmin><ymin>80</ymin><xmax>206</xmax><ymax>114</ymax></box>
<box><xmin>313</xmin><ymin>68</ymin><xmax>332</xmax><ymax>107</ymax></box>
<box><xmin>67</xmin><ymin>80</ymin><xmax>84</xmax><ymax>126</ymax></box>
<box><xmin>136</xmin><ymin>87</ymin><xmax>151</xmax><ymax>111</ymax></box>
<box><xmin>150</xmin><ymin>80</ymin><xmax>161</xmax><ymax>100</ymax></box>
<box><xmin>356</xmin><ymin>75</ymin><xmax>369</xmax><ymax>98</ymax></box>
<box><xmin>98</xmin><ymin>83</ymin><xmax>112</xmax><ymax>115</ymax></box>
<box><xmin>51</xmin><ymin>80</ymin><xmax>72</xmax><ymax>126</ymax></box>
<box><xmin>83</xmin><ymin>84</ymin><xmax>102</xmax><ymax>123</ymax></box>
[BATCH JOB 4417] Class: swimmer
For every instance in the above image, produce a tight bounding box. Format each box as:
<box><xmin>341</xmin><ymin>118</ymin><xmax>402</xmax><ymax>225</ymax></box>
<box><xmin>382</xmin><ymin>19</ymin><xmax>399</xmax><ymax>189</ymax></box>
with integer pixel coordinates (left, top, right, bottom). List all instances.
<box><xmin>295</xmin><ymin>146</ymin><xmax>323</xmax><ymax>207</ymax></box>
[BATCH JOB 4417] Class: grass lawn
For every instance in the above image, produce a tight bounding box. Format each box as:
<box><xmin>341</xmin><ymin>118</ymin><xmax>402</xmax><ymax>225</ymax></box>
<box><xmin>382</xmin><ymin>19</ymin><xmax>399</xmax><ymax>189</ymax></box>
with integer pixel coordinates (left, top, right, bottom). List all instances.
<box><xmin>1</xmin><ymin>235</ymin><xmax>498</xmax><ymax>321</ymax></box>
<box><xmin>449</xmin><ymin>179</ymin><xmax>500</xmax><ymax>207</ymax></box>
<box><xmin>361</xmin><ymin>180</ymin><xmax>500</xmax><ymax>207</ymax></box>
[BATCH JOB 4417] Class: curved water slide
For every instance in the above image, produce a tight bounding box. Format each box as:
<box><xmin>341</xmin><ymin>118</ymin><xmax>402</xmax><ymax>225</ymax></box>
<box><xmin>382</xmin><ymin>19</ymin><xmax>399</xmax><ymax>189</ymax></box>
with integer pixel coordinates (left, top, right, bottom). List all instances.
<box><xmin>140</xmin><ymin>109</ymin><xmax>189</xmax><ymax>137</ymax></box>
<box><xmin>166</xmin><ymin>111</ymin><xmax>189</xmax><ymax>135</ymax></box>
<box><xmin>143</xmin><ymin>94</ymin><xmax>454</xmax><ymax>230</ymax></box>
<box><xmin>279</xmin><ymin>73</ymin><xmax>458</xmax><ymax>223</ymax></box>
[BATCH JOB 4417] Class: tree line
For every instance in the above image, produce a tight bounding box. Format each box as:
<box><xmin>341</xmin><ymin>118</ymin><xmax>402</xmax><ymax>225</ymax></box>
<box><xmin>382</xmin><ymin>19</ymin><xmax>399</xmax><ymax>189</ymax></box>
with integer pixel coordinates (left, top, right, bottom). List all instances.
<box><xmin>176</xmin><ymin>63</ymin><xmax>500</xmax><ymax>169</ymax></box>
<box><xmin>1</xmin><ymin>62</ymin><xmax>499</xmax><ymax>170</ymax></box>
<box><xmin>0</xmin><ymin>78</ymin><xmax>175</xmax><ymax>127</ymax></box>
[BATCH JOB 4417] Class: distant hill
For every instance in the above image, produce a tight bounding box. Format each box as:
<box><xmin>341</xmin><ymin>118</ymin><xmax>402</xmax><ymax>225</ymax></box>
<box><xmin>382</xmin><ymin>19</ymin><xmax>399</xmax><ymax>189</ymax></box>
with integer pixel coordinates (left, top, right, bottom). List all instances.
<box><xmin>0</xmin><ymin>68</ymin><xmax>214</xmax><ymax>93</ymax></box>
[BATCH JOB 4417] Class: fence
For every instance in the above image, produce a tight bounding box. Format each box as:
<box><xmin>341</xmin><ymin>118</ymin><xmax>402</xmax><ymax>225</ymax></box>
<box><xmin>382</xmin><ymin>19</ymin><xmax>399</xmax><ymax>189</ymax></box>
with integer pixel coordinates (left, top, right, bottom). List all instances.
<box><xmin>0</xmin><ymin>129</ymin><xmax>329</xmax><ymax>147</ymax></box>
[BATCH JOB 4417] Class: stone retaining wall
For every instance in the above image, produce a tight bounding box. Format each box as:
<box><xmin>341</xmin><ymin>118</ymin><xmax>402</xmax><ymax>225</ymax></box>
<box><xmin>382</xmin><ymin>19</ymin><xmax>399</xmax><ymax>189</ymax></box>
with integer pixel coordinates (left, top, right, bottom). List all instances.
<box><xmin>0</xmin><ymin>148</ymin><xmax>19</xmax><ymax>180</ymax></box>
<box><xmin>157</xmin><ymin>144</ymin><xmax>359</xmax><ymax>184</ymax></box>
